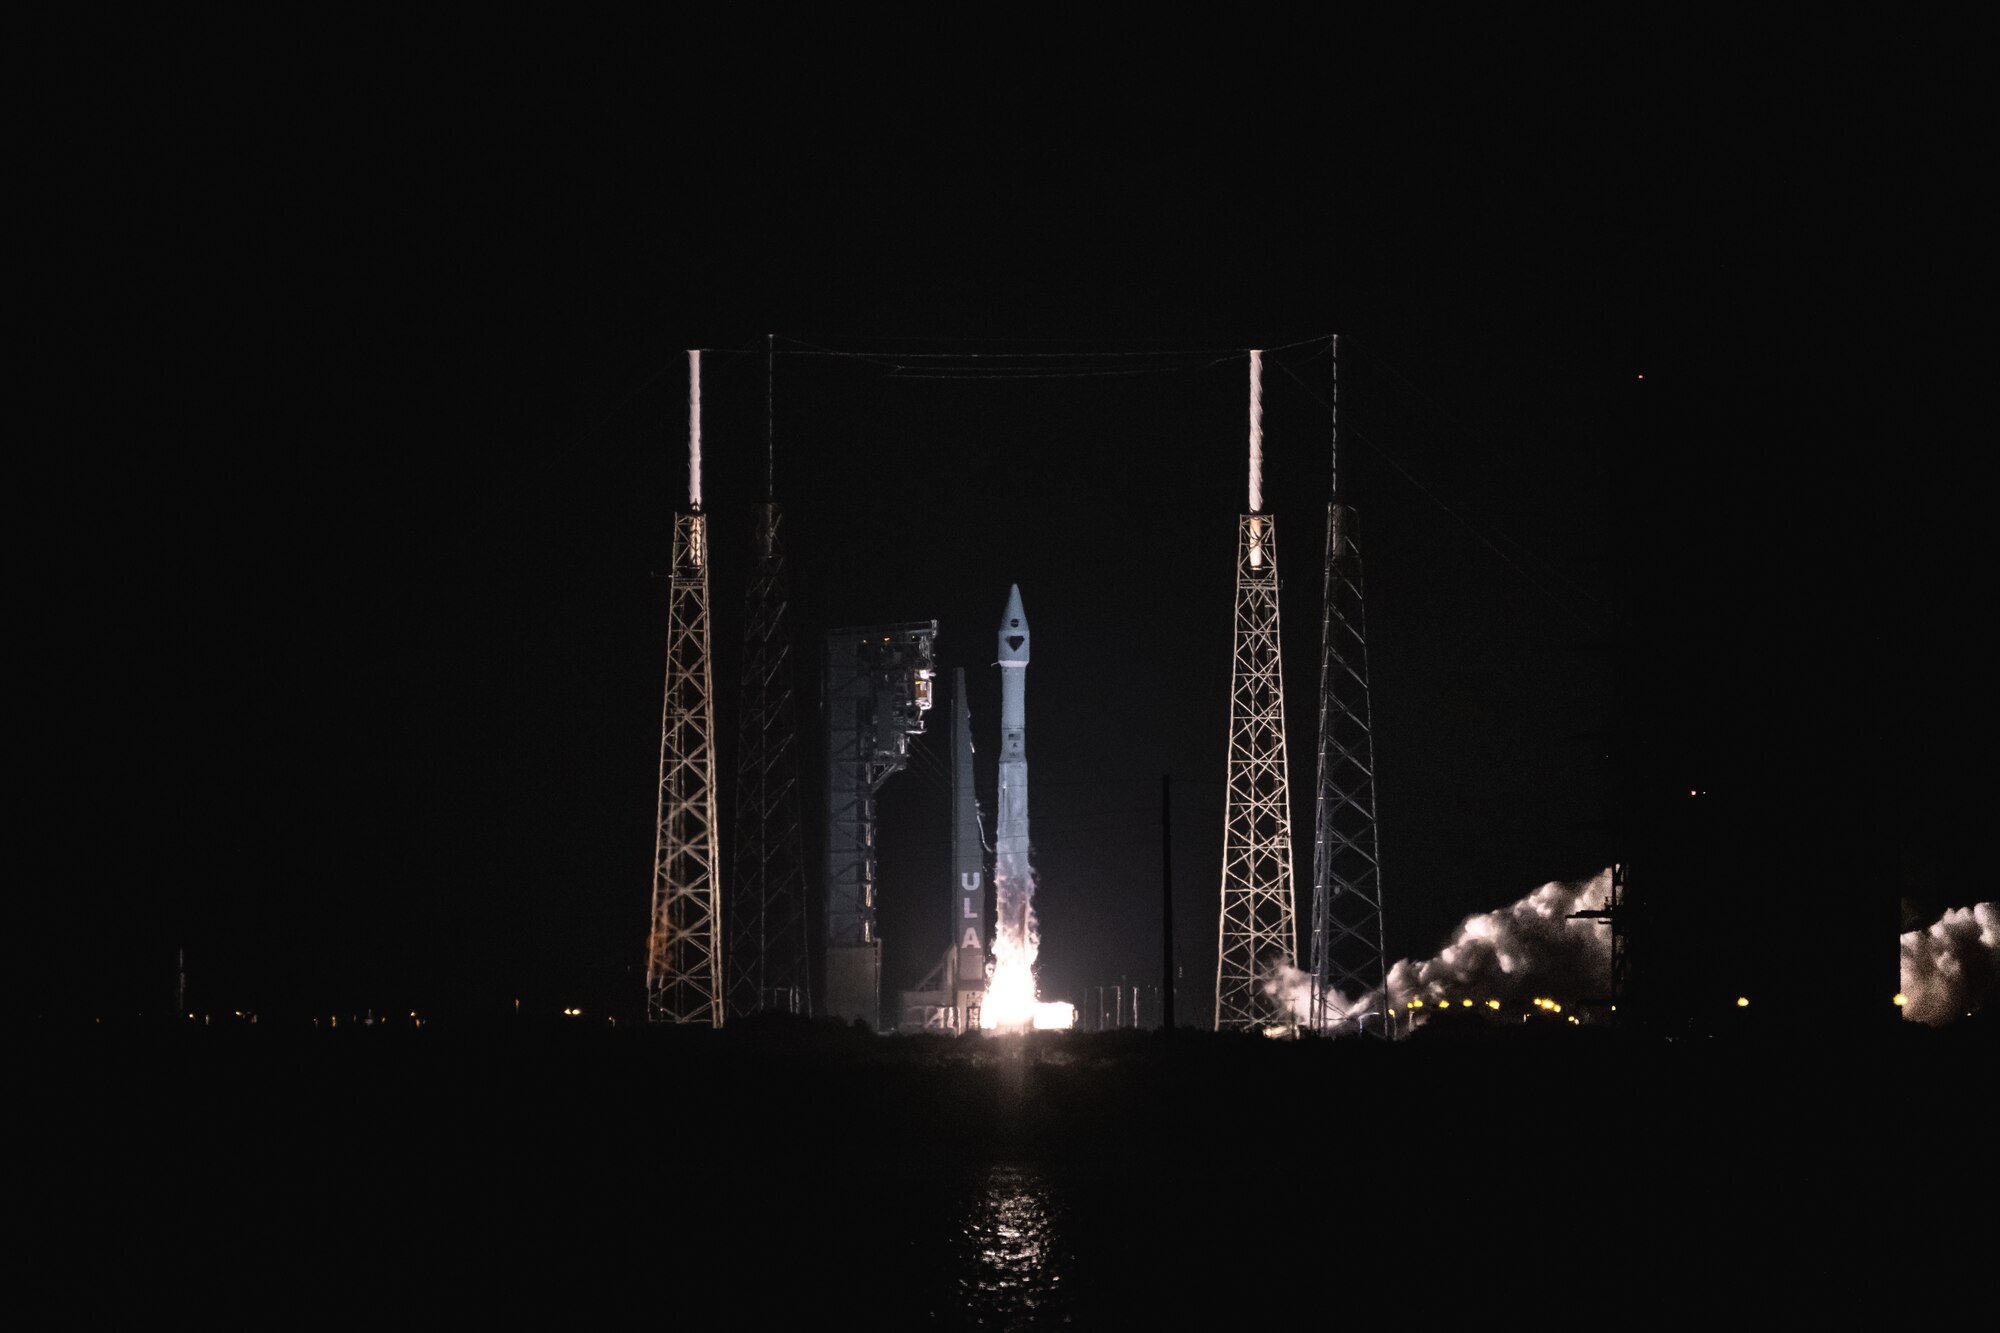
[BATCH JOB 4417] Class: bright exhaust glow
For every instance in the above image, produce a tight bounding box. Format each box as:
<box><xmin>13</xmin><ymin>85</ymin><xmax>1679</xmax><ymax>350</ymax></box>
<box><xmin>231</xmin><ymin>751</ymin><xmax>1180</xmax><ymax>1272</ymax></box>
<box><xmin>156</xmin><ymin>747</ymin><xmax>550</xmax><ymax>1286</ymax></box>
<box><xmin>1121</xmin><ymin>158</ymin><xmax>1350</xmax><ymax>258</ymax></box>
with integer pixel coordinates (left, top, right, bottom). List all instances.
<box><xmin>1032</xmin><ymin>1002</ymin><xmax>1075</xmax><ymax>1030</ymax></box>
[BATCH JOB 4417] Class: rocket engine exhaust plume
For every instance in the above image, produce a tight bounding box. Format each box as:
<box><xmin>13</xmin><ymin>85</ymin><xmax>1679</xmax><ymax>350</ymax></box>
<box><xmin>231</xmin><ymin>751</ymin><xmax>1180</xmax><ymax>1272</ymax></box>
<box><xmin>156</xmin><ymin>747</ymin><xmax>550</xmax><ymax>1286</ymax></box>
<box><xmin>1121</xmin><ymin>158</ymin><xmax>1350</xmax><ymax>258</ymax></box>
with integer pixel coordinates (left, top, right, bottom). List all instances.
<box><xmin>1901</xmin><ymin>903</ymin><xmax>1998</xmax><ymax>1025</ymax></box>
<box><xmin>1263</xmin><ymin>870</ymin><xmax>1616</xmax><ymax>1028</ymax></box>
<box><xmin>984</xmin><ymin>877</ymin><xmax>1058</xmax><ymax>1030</ymax></box>
<box><xmin>687</xmin><ymin>348</ymin><xmax>703</xmax><ymax>510</ymax></box>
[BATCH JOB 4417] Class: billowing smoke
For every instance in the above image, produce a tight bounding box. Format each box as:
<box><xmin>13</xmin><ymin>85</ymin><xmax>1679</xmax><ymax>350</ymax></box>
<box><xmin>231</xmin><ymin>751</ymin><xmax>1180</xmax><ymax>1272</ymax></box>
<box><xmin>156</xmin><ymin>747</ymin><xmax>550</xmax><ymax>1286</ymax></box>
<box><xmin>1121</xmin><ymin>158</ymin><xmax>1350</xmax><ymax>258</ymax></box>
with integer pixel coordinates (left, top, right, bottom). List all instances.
<box><xmin>1387</xmin><ymin>870</ymin><xmax>1614</xmax><ymax>1009</ymax></box>
<box><xmin>1261</xmin><ymin>870</ymin><xmax>1615</xmax><ymax>1028</ymax></box>
<box><xmin>1259</xmin><ymin>961</ymin><xmax>1364</xmax><ymax>1030</ymax></box>
<box><xmin>1900</xmin><ymin>903</ymin><xmax>1998</xmax><ymax>1025</ymax></box>
<box><xmin>1262</xmin><ymin>879</ymin><xmax>1997</xmax><ymax>1031</ymax></box>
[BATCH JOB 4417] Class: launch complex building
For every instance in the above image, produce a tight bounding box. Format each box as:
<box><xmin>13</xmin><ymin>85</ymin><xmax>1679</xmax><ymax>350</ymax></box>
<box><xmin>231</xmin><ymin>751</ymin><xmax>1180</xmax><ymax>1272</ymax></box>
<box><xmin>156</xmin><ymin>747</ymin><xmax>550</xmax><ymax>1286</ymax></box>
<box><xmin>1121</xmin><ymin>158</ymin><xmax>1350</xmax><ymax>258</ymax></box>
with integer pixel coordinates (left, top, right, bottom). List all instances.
<box><xmin>650</xmin><ymin>340</ymin><xmax>1387</xmax><ymax>1035</ymax></box>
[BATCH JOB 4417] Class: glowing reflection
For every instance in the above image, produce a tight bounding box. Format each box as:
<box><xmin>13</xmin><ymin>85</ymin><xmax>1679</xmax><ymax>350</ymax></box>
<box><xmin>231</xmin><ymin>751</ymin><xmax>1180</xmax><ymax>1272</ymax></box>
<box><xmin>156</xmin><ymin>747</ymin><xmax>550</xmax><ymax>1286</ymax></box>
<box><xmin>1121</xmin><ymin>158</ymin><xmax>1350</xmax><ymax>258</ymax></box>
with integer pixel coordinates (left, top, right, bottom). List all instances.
<box><xmin>958</xmin><ymin>1164</ymin><xmax>1071</xmax><ymax>1323</ymax></box>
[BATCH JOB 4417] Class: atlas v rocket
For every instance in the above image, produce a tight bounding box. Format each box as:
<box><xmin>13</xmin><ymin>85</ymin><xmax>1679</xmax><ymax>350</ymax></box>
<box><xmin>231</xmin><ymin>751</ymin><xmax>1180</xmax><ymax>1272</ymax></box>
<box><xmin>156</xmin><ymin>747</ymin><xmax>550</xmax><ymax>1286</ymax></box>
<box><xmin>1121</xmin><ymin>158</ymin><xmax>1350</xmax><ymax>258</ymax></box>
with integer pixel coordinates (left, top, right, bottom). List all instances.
<box><xmin>994</xmin><ymin>585</ymin><xmax>1032</xmax><ymax>949</ymax></box>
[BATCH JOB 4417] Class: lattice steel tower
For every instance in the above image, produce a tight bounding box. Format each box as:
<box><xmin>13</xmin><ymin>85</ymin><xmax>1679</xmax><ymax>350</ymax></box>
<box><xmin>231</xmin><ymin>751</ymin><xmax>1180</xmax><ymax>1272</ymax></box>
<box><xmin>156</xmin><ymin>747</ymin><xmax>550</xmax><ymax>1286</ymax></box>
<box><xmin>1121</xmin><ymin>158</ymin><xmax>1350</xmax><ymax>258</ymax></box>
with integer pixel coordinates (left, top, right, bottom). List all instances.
<box><xmin>1216</xmin><ymin>350</ymin><xmax>1300</xmax><ymax>1031</ymax></box>
<box><xmin>1307</xmin><ymin>335</ymin><xmax>1390</xmax><ymax>1034</ymax></box>
<box><xmin>647</xmin><ymin>350</ymin><xmax>723</xmax><ymax>1026</ymax></box>
<box><xmin>728</xmin><ymin>338</ymin><xmax>810</xmax><ymax>1018</ymax></box>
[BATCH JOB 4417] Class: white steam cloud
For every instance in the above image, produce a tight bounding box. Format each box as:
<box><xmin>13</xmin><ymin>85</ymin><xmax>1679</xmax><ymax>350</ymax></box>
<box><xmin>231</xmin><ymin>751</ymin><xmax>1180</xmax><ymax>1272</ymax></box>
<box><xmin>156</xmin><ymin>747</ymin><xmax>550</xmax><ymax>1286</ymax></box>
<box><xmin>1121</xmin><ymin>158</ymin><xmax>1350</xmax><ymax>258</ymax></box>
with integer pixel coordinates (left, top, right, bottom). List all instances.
<box><xmin>1901</xmin><ymin>903</ymin><xmax>1998</xmax><ymax>1025</ymax></box>
<box><xmin>1263</xmin><ymin>870</ymin><xmax>1615</xmax><ymax>1028</ymax></box>
<box><xmin>1387</xmin><ymin>870</ymin><xmax>1614</xmax><ymax>1009</ymax></box>
<box><xmin>1262</xmin><ymin>880</ymin><xmax>1997</xmax><ymax>1031</ymax></box>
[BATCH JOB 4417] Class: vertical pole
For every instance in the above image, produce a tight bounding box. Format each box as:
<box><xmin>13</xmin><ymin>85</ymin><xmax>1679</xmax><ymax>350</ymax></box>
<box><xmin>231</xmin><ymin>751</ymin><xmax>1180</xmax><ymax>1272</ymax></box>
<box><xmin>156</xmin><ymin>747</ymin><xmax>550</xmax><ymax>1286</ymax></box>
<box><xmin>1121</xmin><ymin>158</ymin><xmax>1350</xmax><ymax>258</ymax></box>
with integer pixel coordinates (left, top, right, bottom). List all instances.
<box><xmin>1161</xmin><ymin>774</ymin><xmax>1176</xmax><ymax>1030</ymax></box>
<box><xmin>765</xmin><ymin>333</ymin><xmax>775</xmax><ymax>502</ymax></box>
<box><xmin>687</xmin><ymin>349</ymin><xmax>702</xmax><ymax>511</ymax></box>
<box><xmin>1328</xmin><ymin>333</ymin><xmax>1339</xmax><ymax>502</ymax></box>
<box><xmin>1248</xmin><ymin>349</ymin><xmax>1264</xmax><ymax>512</ymax></box>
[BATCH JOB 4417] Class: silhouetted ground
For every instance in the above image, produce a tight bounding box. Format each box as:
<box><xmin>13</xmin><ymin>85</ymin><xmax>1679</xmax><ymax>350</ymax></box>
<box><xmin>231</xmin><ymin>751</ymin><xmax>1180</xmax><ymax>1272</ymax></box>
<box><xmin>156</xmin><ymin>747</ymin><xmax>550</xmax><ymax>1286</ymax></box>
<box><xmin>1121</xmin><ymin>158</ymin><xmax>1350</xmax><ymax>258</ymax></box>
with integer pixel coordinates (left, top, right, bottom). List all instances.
<box><xmin>19</xmin><ymin>1013</ymin><xmax>1991</xmax><ymax>1324</ymax></box>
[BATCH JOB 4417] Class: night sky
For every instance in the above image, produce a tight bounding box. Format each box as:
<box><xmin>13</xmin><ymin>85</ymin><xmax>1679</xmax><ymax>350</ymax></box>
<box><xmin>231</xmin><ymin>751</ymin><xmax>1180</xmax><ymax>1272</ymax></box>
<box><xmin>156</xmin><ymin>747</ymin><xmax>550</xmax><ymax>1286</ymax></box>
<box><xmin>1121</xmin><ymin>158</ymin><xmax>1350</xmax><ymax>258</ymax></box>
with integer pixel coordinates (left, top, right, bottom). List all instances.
<box><xmin>24</xmin><ymin>15</ymin><xmax>1973</xmax><ymax>1027</ymax></box>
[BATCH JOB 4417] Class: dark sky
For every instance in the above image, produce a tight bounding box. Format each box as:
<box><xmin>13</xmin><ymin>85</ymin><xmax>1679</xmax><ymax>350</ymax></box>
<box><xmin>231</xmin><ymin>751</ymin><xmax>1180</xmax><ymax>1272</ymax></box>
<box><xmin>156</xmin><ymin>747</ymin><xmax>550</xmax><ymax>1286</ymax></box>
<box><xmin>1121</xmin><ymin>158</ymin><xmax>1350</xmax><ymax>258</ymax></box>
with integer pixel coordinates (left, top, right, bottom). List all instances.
<box><xmin>24</xmin><ymin>15</ymin><xmax>1973</xmax><ymax>1024</ymax></box>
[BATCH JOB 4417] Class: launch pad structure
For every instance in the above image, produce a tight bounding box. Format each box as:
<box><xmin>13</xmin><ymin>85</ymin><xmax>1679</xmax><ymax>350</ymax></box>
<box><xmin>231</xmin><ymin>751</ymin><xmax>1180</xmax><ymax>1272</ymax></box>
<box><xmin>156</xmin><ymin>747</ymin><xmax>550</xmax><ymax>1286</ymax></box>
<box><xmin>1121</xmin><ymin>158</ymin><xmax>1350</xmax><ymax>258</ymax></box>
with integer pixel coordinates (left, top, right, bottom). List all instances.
<box><xmin>1308</xmin><ymin>336</ymin><xmax>1391</xmax><ymax>1033</ymax></box>
<box><xmin>1307</xmin><ymin>501</ymin><xmax>1389</xmax><ymax>1030</ymax></box>
<box><xmin>822</xmin><ymin>622</ymin><xmax>938</xmax><ymax>1029</ymax></box>
<box><xmin>1215</xmin><ymin>509</ymin><xmax>1300</xmax><ymax>1028</ymax></box>
<box><xmin>646</xmin><ymin>351</ymin><xmax>723</xmax><ymax>1026</ymax></box>
<box><xmin>650</xmin><ymin>332</ymin><xmax>1385</xmax><ymax>1038</ymax></box>
<box><xmin>728</xmin><ymin>339</ymin><xmax>811</xmax><ymax>1018</ymax></box>
<box><xmin>1215</xmin><ymin>351</ymin><xmax>1301</xmax><ymax>1031</ymax></box>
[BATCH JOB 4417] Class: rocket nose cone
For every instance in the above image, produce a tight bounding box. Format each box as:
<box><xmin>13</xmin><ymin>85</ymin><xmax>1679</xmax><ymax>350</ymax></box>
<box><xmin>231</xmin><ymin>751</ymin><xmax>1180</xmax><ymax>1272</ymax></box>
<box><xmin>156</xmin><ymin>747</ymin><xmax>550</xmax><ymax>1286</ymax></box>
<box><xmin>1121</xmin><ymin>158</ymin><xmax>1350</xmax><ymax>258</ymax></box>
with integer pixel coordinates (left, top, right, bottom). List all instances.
<box><xmin>998</xmin><ymin>584</ymin><xmax>1030</xmax><ymax>662</ymax></box>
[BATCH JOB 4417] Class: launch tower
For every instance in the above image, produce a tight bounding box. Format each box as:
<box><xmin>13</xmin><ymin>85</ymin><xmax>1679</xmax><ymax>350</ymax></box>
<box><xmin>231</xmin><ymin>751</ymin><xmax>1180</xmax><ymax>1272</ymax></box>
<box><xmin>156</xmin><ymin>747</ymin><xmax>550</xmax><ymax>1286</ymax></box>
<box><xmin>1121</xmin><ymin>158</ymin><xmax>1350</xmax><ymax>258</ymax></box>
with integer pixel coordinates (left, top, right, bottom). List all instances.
<box><xmin>1307</xmin><ymin>336</ymin><xmax>1390</xmax><ymax>1033</ymax></box>
<box><xmin>1216</xmin><ymin>351</ymin><xmax>1301</xmax><ymax>1030</ymax></box>
<box><xmin>646</xmin><ymin>351</ymin><xmax>724</xmax><ymax>1025</ymax></box>
<box><xmin>728</xmin><ymin>338</ymin><xmax>811</xmax><ymax>1017</ymax></box>
<box><xmin>823</xmin><ymin>622</ymin><xmax>937</xmax><ymax>1028</ymax></box>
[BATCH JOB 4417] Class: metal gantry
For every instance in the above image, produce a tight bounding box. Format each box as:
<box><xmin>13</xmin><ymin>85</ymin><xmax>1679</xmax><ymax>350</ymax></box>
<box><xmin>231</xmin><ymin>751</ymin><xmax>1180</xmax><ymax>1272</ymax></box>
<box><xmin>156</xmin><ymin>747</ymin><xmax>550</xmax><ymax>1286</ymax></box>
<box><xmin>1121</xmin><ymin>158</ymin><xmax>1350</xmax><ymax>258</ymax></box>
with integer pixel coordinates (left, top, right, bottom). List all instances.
<box><xmin>1308</xmin><ymin>500</ymin><xmax>1389</xmax><ymax>1033</ymax></box>
<box><xmin>1308</xmin><ymin>335</ymin><xmax>1391</xmax><ymax>1036</ymax></box>
<box><xmin>1215</xmin><ymin>509</ymin><xmax>1299</xmax><ymax>1030</ymax></box>
<box><xmin>647</xmin><ymin>354</ymin><xmax>723</xmax><ymax>1026</ymax></box>
<box><xmin>822</xmin><ymin>622</ymin><xmax>937</xmax><ymax>1029</ymax></box>
<box><xmin>727</xmin><ymin>500</ymin><xmax>810</xmax><ymax>1017</ymax></box>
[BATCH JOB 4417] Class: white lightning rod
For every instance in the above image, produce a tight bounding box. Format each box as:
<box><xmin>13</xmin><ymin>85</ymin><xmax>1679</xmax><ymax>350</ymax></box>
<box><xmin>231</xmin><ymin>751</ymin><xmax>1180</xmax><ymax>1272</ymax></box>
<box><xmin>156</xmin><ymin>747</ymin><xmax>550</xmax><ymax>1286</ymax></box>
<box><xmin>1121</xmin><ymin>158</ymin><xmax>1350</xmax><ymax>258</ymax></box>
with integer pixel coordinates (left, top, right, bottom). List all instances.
<box><xmin>687</xmin><ymin>348</ymin><xmax>703</xmax><ymax>511</ymax></box>
<box><xmin>1248</xmin><ymin>348</ymin><xmax>1264</xmax><ymax>513</ymax></box>
<box><xmin>1329</xmin><ymin>333</ymin><xmax>1339</xmax><ymax>500</ymax></box>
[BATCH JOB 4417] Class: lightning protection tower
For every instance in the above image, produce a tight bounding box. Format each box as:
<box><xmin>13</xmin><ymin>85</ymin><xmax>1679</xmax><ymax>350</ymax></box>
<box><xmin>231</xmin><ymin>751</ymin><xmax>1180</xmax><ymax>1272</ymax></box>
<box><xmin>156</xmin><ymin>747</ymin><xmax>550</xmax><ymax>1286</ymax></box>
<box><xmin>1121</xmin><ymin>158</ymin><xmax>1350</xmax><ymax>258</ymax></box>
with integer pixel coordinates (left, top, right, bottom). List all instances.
<box><xmin>728</xmin><ymin>337</ymin><xmax>811</xmax><ymax>1018</ymax></box>
<box><xmin>647</xmin><ymin>350</ymin><xmax>724</xmax><ymax>1025</ymax></box>
<box><xmin>1216</xmin><ymin>349</ymin><xmax>1300</xmax><ymax>1031</ymax></box>
<box><xmin>1307</xmin><ymin>335</ymin><xmax>1390</xmax><ymax>1035</ymax></box>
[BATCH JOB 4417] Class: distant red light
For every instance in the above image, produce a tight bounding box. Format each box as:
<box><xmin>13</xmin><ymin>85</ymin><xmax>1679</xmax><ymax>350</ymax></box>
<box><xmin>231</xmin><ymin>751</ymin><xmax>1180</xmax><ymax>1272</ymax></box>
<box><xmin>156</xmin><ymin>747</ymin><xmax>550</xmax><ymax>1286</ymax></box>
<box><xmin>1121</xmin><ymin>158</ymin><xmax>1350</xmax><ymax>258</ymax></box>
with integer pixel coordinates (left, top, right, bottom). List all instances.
<box><xmin>1637</xmin><ymin>374</ymin><xmax>1645</xmax><ymax>380</ymax></box>
<box><xmin>1690</xmin><ymin>790</ymin><xmax>1697</xmax><ymax>796</ymax></box>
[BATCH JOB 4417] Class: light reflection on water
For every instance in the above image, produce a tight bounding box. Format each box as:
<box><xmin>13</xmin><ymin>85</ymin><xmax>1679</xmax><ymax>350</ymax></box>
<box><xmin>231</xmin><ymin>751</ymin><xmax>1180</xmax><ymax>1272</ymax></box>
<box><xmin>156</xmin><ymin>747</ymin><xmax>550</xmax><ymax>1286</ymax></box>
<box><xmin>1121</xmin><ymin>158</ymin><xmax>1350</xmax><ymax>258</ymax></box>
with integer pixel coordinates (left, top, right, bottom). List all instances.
<box><xmin>956</xmin><ymin>1163</ymin><xmax>1074</xmax><ymax>1327</ymax></box>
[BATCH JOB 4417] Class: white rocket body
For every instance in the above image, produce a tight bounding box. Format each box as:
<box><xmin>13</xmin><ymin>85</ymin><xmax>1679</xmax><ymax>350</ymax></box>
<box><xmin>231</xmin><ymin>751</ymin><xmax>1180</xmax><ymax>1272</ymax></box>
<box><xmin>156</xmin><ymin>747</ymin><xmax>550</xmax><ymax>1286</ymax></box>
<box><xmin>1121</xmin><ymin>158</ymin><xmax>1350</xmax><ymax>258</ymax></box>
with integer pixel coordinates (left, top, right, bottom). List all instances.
<box><xmin>995</xmin><ymin>585</ymin><xmax>1031</xmax><ymax>944</ymax></box>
